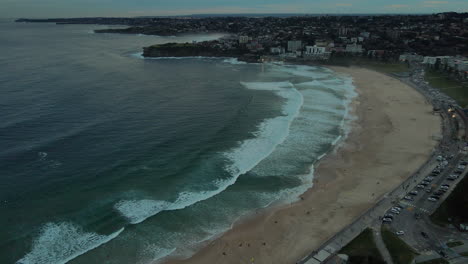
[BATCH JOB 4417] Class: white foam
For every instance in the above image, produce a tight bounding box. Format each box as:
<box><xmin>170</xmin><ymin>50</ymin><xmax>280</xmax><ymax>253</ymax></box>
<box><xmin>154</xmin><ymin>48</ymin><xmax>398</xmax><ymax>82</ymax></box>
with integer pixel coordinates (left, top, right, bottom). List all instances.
<box><xmin>222</xmin><ymin>58</ymin><xmax>247</xmax><ymax>65</ymax></box>
<box><xmin>114</xmin><ymin>199</ymin><xmax>171</xmax><ymax>224</ymax></box>
<box><xmin>114</xmin><ymin>81</ymin><xmax>304</xmax><ymax>226</ymax></box>
<box><xmin>16</xmin><ymin>222</ymin><xmax>124</xmax><ymax>264</ymax></box>
<box><xmin>225</xmin><ymin>81</ymin><xmax>303</xmax><ymax>177</ymax></box>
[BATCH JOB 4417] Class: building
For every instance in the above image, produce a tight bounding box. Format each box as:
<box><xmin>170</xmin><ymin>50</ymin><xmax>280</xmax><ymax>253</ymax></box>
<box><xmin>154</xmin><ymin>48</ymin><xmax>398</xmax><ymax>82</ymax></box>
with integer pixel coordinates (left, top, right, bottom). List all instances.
<box><xmin>305</xmin><ymin>45</ymin><xmax>331</xmax><ymax>60</ymax></box>
<box><xmin>338</xmin><ymin>27</ymin><xmax>348</xmax><ymax>36</ymax></box>
<box><xmin>306</xmin><ymin>45</ymin><xmax>326</xmax><ymax>55</ymax></box>
<box><xmin>270</xmin><ymin>46</ymin><xmax>285</xmax><ymax>54</ymax></box>
<box><xmin>287</xmin><ymin>40</ymin><xmax>302</xmax><ymax>52</ymax></box>
<box><xmin>239</xmin><ymin>35</ymin><xmax>249</xmax><ymax>44</ymax></box>
<box><xmin>345</xmin><ymin>43</ymin><xmax>363</xmax><ymax>53</ymax></box>
<box><xmin>399</xmin><ymin>53</ymin><xmax>423</xmax><ymax>63</ymax></box>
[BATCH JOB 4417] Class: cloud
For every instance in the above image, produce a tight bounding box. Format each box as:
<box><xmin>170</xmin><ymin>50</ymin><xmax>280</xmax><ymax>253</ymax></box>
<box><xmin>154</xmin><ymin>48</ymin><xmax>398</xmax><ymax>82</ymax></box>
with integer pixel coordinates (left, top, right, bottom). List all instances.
<box><xmin>423</xmin><ymin>1</ymin><xmax>449</xmax><ymax>4</ymax></box>
<box><xmin>385</xmin><ymin>4</ymin><xmax>409</xmax><ymax>8</ymax></box>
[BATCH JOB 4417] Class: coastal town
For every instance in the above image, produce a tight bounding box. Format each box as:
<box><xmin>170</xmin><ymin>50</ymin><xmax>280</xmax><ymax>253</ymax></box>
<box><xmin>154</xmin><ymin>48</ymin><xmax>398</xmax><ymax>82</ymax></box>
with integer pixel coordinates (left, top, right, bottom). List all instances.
<box><xmin>13</xmin><ymin>12</ymin><xmax>468</xmax><ymax>264</ymax></box>
<box><xmin>17</xmin><ymin>12</ymin><xmax>468</xmax><ymax>78</ymax></box>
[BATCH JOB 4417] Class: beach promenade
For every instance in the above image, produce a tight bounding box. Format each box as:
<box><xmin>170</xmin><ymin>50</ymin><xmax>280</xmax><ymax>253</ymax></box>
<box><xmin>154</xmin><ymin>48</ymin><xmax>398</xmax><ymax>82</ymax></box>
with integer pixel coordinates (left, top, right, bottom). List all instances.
<box><xmin>164</xmin><ymin>66</ymin><xmax>441</xmax><ymax>264</ymax></box>
<box><xmin>297</xmin><ymin>65</ymin><xmax>453</xmax><ymax>264</ymax></box>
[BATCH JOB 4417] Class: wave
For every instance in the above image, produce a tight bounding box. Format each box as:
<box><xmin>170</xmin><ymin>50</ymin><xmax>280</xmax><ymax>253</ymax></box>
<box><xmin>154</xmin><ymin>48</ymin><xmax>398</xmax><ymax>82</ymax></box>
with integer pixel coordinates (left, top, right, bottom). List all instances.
<box><xmin>114</xmin><ymin>81</ymin><xmax>304</xmax><ymax>225</ymax></box>
<box><xmin>222</xmin><ymin>58</ymin><xmax>247</xmax><ymax>65</ymax></box>
<box><xmin>131</xmin><ymin>54</ymin><xmax>249</xmax><ymax>66</ymax></box>
<box><xmin>16</xmin><ymin>222</ymin><xmax>124</xmax><ymax>264</ymax></box>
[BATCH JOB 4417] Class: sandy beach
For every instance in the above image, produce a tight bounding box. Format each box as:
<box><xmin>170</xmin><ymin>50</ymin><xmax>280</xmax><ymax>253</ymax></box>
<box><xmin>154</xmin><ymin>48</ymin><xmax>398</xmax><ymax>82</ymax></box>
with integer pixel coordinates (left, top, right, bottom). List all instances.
<box><xmin>164</xmin><ymin>67</ymin><xmax>441</xmax><ymax>264</ymax></box>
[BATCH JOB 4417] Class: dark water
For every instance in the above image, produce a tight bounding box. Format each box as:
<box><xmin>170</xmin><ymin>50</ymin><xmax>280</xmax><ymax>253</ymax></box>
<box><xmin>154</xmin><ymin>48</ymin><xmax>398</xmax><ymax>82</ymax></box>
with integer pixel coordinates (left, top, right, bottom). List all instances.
<box><xmin>0</xmin><ymin>20</ymin><xmax>356</xmax><ymax>264</ymax></box>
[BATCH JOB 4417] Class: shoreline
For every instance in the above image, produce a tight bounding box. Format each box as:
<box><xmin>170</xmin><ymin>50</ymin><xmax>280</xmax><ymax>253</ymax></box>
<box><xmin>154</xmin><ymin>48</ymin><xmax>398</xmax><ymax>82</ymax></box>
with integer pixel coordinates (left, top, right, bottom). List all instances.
<box><xmin>161</xmin><ymin>66</ymin><xmax>441</xmax><ymax>264</ymax></box>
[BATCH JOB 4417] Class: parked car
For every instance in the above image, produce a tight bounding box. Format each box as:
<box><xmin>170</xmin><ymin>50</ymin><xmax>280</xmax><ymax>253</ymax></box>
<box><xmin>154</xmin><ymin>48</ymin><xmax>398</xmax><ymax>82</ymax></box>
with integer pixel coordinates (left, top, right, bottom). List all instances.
<box><xmin>417</xmin><ymin>184</ymin><xmax>425</xmax><ymax>189</ymax></box>
<box><xmin>390</xmin><ymin>209</ymin><xmax>400</xmax><ymax>214</ymax></box>
<box><xmin>421</xmin><ymin>232</ymin><xmax>429</xmax><ymax>238</ymax></box>
<box><xmin>441</xmin><ymin>184</ymin><xmax>450</xmax><ymax>187</ymax></box>
<box><xmin>409</xmin><ymin>190</ymin><xmax>418</xmax><ymax>195</ymax></box>
<box><xmin>428</xmin><ymin>197</ymin><xmax>438</xmax><ymax>202</ymax></box>
<box><xmin>382</xmin><ymin>218</ymin><xmax>393</xmax><ymax>223</ymax></box>
<box><xmin>396</xmin><ymin>231</ymin><xmax>405</xmax><ymax>235</ymax></box>
<box><xmin>384</xmin><ymin>214</ymin><xmax>394</xmax><ymax>219</ymax></box>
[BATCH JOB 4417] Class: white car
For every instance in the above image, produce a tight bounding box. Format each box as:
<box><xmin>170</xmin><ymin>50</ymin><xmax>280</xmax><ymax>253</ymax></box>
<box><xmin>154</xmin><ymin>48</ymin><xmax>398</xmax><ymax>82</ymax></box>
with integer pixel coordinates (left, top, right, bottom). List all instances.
<box><xmin>382</xmin><ymin>218</ymin><xmax>393</xmax><ymax>223</ymax></box>
<box><xmin>390</xmin><ymin>209</ymin><xmax>400</xmax><ymax>214</ymax></box>
<box><xmin>396</xmin><ymin>231</ymin><xmax>405</xmax><ymax>235</ymax></box>
<box><xmin>404</xmin><ymin>196</ymin><xmax>413</xmax><ymax>201</ymax></box>
<box><xmin>409</xmin><ymin>190</ymin><xmax>418</xmax><ymax>195</ymax></box>
<box><xmin>428</xmin><ymin>197</ymin><xmax>437</xmax><ymax>202</ymax></box>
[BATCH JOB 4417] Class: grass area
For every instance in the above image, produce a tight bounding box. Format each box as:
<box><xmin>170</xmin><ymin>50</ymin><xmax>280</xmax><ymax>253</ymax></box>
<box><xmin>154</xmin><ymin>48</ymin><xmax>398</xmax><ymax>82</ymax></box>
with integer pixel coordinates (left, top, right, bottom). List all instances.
<box><xmin>324</xmin><ymin>57</ymin><xmax>410</xmax><ymax>74</ymax></box>
<box><xmin>381</xmin><ymin>225</ymin><xmax>418</xmax><ymax>264</ymax></box>
<box><xmin>339</xmin><ymin>228</ymin><xmax>386</xmax><ymax>264</ymax></box>
<box><xmin>431</xmin><ymin>175</ymin><xmax>468</xmax><ymax>226</ymax></box>
<box><xmin>418</xmin><ymin>258</ymin><xmax>450</xmax><ymax>264</ymax></box>
<box><xmin>425</xmin><ymin>69</ymin><xmax>468</xmax><ymax>108</ymax></box>
<box><xmin>446</xmin><ymin>241</ymin><xmax>464</xmax><ymax>248</ymax></box>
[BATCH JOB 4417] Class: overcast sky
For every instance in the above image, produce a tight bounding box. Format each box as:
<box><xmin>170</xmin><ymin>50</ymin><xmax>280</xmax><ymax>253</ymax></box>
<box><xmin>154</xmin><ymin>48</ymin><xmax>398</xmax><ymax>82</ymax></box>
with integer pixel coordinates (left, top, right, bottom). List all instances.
<box><xmin>2</xmin><ymin>0</ymin><xmax>467</xmax><ymax>18</ymax></box>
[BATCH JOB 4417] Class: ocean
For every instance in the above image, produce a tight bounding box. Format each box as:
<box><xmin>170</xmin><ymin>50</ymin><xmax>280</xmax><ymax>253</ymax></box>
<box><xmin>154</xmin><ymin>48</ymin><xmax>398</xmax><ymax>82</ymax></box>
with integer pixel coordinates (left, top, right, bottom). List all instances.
<box><xmin>0</xmin><ymin>20</ymin><xmax>356</xmax><ymax>264</ymax></box>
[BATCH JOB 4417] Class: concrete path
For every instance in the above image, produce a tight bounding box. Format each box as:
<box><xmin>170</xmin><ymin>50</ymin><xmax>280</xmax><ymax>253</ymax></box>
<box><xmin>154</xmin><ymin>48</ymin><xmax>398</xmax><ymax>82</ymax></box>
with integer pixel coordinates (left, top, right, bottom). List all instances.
<box><xmin>372</xmin><ymin>228</ymin><xmax>395</xmax><ymax>264</ymax></box>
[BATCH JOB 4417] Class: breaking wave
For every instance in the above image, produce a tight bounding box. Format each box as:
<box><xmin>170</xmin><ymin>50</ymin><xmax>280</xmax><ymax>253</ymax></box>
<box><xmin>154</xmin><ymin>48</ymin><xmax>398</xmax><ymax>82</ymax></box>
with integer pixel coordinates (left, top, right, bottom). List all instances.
<box><xmin>16</xmin><ymin>222</ymin><xmax>124</xmax><ymax>264</ymax></box>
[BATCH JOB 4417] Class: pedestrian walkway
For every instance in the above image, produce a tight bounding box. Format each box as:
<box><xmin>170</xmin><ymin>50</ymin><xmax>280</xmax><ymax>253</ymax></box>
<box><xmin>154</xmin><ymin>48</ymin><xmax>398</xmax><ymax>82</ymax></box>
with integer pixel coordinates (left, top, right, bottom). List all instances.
<box><xmin>372</xmin><ymin>228</ymin><xmax>394</xmax><ymax>264</ymax></box>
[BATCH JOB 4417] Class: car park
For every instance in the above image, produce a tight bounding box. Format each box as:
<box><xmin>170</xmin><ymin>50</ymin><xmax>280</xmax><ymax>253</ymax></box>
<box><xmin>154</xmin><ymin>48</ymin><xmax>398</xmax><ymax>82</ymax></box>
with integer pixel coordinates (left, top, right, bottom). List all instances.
<box><xmin>404</xmin><ymin>196</ymin><xmax>413</xmax><ymax>201</ymax></box>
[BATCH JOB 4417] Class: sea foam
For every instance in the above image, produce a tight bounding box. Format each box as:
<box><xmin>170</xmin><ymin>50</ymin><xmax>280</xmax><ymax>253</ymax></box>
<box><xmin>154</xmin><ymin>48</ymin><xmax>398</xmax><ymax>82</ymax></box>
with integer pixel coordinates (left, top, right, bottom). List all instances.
<box><xmin>16</xmin><ymin>222</ymin><xmax>123</xmax><ymax>264</ymax></box>
<box><xmin>114</xmin><ymin>81</ymin><xmax>304</xmax><ymax>225</ymax></box>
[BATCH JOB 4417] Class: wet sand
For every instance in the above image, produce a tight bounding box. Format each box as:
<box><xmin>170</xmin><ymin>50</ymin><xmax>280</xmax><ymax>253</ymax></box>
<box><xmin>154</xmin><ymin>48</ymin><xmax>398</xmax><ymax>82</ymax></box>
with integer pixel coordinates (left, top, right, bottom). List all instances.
<box><xmin>163</xmin><ymin>67</ymin><xmax>441</xmax><ymax>264</ymax></box>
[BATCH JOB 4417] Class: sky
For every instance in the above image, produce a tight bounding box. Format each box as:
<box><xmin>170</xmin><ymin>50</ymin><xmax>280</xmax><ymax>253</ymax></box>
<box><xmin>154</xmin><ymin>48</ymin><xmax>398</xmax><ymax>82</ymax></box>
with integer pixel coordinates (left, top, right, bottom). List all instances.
<box><xmin>1</xmin><ymin>0</ymin><xmax>467</xmax><ymax>18</ymax></box>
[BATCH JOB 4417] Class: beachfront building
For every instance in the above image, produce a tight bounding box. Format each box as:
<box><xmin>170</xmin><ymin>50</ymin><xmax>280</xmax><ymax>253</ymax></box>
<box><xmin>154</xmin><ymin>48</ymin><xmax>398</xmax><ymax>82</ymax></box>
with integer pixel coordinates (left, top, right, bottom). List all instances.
<box><xmin>287</xmin><ymin>40</ymin><xmax>302</xmax><ymax>52</ymax></box>
<box><xmin>345</xmin><ymin>43</ymin><xmax>363</xmax><ymax>53</ymax></box>
<box><xmin>239</xmin><ymin>35</ymin><xmax>250</xmax><ymax>44</ymax></box>
<box><xmin>399</xmin><ymin>53</ymin><xmax>424</xmax><ymax>63</ymax></box>
<box><xmin>270</xmin><ymin>46</ymin><xmax>285</xmax><ymax>55</ymax></box>
<box><xmin>304</xmin><ymin>45</ymin><xmax>331</xmax><ymax>60</ymax></box>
